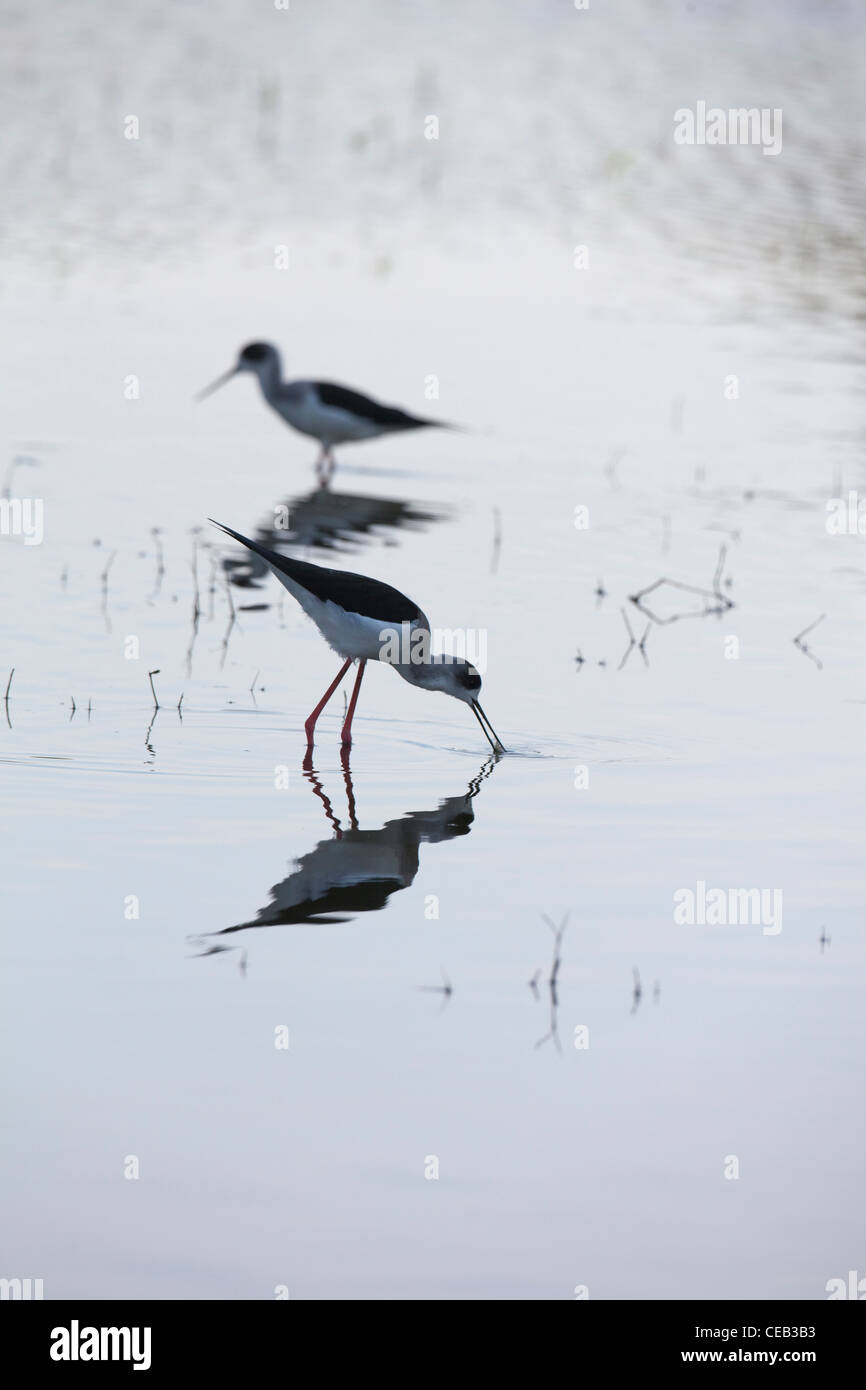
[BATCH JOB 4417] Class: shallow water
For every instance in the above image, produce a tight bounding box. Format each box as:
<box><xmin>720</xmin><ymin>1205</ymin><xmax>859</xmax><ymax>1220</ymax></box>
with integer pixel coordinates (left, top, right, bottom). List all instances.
<box><xmin>1</xmin><ymin>0</ymin><xmax>864</xmax><ymax>1300</ymax></box>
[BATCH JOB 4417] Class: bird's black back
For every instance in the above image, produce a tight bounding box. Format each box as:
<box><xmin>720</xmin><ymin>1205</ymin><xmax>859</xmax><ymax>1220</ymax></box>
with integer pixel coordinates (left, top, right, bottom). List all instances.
<box><xmin>211</xmin><ymin>521</ymin><xmax>423</xmax><ymax>622</ymax></box>
<box><xmin>315</xmin><ymin>381</ymin><xmax>431</xmax><ymax>430</ymax></box>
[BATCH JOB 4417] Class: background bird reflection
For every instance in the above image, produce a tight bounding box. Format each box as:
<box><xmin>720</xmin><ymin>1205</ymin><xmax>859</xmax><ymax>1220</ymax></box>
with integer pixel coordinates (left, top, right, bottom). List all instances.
<box><xmin>221</xmin><ymin>484</ymin><xmax>451</xmax><ymax>589</ymax></box>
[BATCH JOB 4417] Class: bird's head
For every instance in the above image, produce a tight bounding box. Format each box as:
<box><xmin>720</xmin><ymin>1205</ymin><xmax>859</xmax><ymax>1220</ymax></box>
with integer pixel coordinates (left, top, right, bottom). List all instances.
<box><xmin>424</xmin><ymin>655</ymin><xmax>483</xmax><ymax>704</ymax></box>
<box><xmin>196</xmin><ymin>342</ymin><xmax>280</xmax><ymax>401</ymax></box>
<box><xmin>236</xmin><ymin>342</ymin><xmax>280</xmax><ymax>374</ymax></box>
<box><xmin>397</xmin><ymin>655</ymin><xmax>505</xmax><ymax>752</ymax></box>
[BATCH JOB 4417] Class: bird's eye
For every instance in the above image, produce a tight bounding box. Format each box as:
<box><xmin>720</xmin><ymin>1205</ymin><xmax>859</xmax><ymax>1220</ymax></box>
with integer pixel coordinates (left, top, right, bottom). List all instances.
<box><xmin>241</xmin><ymin>344</ymin><xmax>268</xmax><ymax>361</ymax></box>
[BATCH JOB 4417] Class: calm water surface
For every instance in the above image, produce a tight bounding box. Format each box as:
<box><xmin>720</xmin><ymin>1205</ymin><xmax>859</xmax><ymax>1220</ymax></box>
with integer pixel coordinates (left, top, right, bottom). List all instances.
<box><xmin>1</xmin><ymin>0</ymin><xmax>863</xmax><ymax>1299</ymax></box>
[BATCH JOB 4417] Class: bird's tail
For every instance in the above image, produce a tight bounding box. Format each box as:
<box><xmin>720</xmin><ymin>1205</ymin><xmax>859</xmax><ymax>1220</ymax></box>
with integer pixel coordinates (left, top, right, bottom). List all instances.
<box><xmin>208</xmin><ymin>519</ymin><xmax>300</xmax><ymax>581</ymax></box>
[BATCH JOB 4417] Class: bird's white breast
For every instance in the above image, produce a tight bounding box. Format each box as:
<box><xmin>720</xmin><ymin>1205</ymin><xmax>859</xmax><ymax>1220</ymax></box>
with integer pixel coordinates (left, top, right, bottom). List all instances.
<box><xmin>313</xmin><ymin>600</ymin><xmax>392</xmax><ymax>659</ymax></box>
<box><xmin>269</xmin><ymin>567</ymin><xmax>391</xmax><ymax>659</ymax></box>
<box><xmin>275</xmin><ymin>384</ymin><xmax>384</xmax><ymax>445</ymax></box>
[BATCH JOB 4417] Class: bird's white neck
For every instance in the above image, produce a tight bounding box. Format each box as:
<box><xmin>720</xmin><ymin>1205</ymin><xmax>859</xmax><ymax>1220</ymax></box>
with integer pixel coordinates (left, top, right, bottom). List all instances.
<box><xmin>251</xmin><ymin>352</ymin><xmax>283</xmax><ymax>401</ymax></box>
<box><xmin>392</xmin><ymin>661</ymin><xmax>467</xmax><ymax>700</ymax></box>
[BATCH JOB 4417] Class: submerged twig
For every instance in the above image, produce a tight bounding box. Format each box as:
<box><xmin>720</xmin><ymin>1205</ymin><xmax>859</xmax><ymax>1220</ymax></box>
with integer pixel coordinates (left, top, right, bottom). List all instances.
<box><xmin>491</xmin><ymin>506</ymin><xmax>502</xmax><ymax>575</ymax></box>
<box><xmin>190</xmin><ymin>538</ymin><xmax>201</xmax><ymax>623</ymax></box>
<box><xmin>604</xmin><ymin>446</ymin><xmax>625</xmax><ymax>490</ymax></box>
<box><xmin>206</xmin><ymin>551</ymin><xmax>219</xmax><ymax>622</ymax></box>
<box><xmin>793</xmin><ymin>613</ymin><xmax>825</xmax><ymax>670</ymax></box>
<box><xmin>630</xmin><ymin>543</ymin><xmax>734</xmax><ymax>625</ymax></box>
<box><xmin>535</xmin><ymin>913</ymin><xmax>569</xmax><ymax>1053</ymax></box>
<box><xmin>144</xmin><ymin>709</ymin><xmax>158</xmax><ymax>755</ymax></box>
<box><xmin>149</xmin><ymin>528</ymin><xmax>165</xmax><ymax>602</ymax></box>
<box><xmin>219</xmin><ymin>575</ymin><xmax>237</xmax><ymax>669</ymax></box>
<box><xmin>100</xmin><ymin>549</ymin><xmax>117</xmax><ymax>632</ymax></box>
<box><xmin>185</xmin><ymin>540</ymin><xmax>203</xmax><ymax>678</ymax></box>
<box><xmin>2</xmin><ymin>453</ymin><xmax>38</xmax><ymax>500</ymax></box>
<box><xmin>618</xmin><ymin>607</ymin><xmax>637</xmax><ymax>670</ymax></box>
<box><xmin>418</xmin><ymin>968</ymin><xmax>453</xmax><ymax>1013</ymax></box>
<box><xmin>631</xmin><ymin>967</ymin><xmax>642</xmax><ymax>1015</ymax></box>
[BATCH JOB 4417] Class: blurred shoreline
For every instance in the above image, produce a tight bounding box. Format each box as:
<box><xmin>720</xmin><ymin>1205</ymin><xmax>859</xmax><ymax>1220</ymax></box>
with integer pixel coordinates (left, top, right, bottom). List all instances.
<box><xmin>2</xmin><ymin>0</ymin><xmax>863</xmax><ymax>322</ymax></box>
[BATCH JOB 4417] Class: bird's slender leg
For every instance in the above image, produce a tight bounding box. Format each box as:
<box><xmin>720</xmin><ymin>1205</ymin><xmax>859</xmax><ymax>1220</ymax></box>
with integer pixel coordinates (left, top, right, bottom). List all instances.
<box><xmin>316</xmin><ymin>446</ymin><xmax>335</xmax><ymax>490</ymax></box>
<box><xmin>340</xmin><ymin>659</ymin><xmax>366</xmax><ymax>747</ymax></box>
<box><xmin>304</xmin><ymin>658</ymin><xmax>351</xmax><ymax>746</ymax></box>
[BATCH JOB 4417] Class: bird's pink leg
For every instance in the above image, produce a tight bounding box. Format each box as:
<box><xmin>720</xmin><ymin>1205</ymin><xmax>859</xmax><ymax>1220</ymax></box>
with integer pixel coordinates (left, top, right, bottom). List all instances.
<box><xmin>340</xmin><ymin>660</ymin><xmax>366</xmax><ymax>747</ymax></box>
<box><xmin>305</xmin><ymin>658</ymin><xmax>351</xmax><ymax>745</ymax></box>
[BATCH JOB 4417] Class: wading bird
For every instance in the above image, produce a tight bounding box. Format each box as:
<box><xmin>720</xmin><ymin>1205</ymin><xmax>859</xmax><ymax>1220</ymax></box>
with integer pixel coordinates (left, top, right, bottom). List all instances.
<box><xmin>198</xmin><ymin>343</ymin><xmax>451</xmax><ymax>481</ymax></box>
<box><xmin>210</xmin><ymin>521</ymin><xmax>505</xmax><ymax>753</ymax></box>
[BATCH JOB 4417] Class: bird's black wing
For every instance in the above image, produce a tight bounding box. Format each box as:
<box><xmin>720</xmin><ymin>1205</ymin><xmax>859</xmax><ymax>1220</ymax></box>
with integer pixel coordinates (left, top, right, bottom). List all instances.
<box><xmin>315</xmin><ymin>381</ymin><xmax>434</xmax><ymax>430</ymax></box>
<box><xmin>210</xmin><ymin>521</ymin><xmax>424</xmax><ymax>623</ymax></box>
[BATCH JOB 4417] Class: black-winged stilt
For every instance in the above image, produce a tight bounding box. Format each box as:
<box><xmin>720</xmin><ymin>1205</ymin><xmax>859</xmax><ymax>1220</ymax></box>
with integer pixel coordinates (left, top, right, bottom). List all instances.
<box><xmin>210</xmin><ymin>521</ymin><xmax>505</xmax><ymax>753</ymax></box>
<box><xmin>198</xmin><ymin>343</ymin><xmax>452</xmax><ymax>481</ymax></box>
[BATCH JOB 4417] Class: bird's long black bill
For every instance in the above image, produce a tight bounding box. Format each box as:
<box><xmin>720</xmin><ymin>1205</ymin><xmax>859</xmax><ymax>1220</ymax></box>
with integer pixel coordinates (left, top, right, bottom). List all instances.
<box><xmin>472</xmin><ymin>700</ymin><xmax>506</xmax><ymax>753</ymax></box>
<box><xmin>196</xmin><ymin>366</ymin><xmax>237</xmax><ymax>402</ymax></box>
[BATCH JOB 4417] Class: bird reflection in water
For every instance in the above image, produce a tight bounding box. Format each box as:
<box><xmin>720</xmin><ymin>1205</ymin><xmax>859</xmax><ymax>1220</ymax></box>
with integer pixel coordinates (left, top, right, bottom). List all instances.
<box><xmin>199</xmin><ymin>754</ymin><xmax>497</xmax><ymax>947</ymax></box>
<box><xmin>222</xmin><ymin>485</ymin><xmax>449</xmax><ymax>591</ymax></box>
